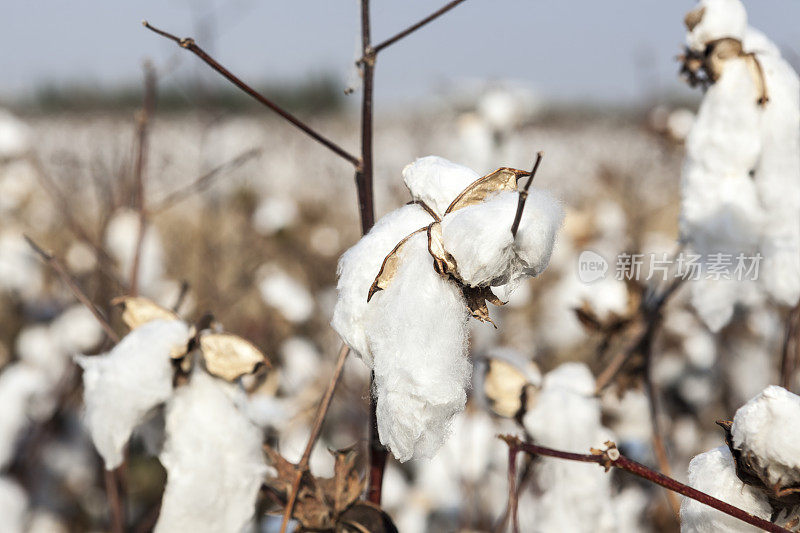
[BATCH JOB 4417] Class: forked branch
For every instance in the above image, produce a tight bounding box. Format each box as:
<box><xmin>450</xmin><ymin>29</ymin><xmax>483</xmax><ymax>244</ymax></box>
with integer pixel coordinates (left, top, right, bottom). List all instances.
<box><xmin>142</xmin><ymin>21</ymin><xmax>360</xmax><ymax>168</ymax></box>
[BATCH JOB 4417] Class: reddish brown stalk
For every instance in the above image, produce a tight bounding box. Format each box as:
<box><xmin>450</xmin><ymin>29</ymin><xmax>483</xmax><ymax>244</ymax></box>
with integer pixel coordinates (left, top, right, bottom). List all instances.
<box><xmin>142</xmin><ymin>21</ymin><xmax>360</xmax><ymax>168</ymax></box>
<box><xmin>370</xmin><ymin>0</ymin><xmax>469</xmax><ymax>55</ymax></box>
<box><xmin>130</xmin><ymin>62</ymin><xmax>156</xmax><ymax>296</ymax></box>
<box><xmin>500</xmin><ymin>436</ymin><xmax>792</xmax><ymax>533</ymax></box>
<box><xmin>510</xmin><ymin>151</ymin><xmax>544</xmax><ymax>237</ymax></box>
<box><xmin>506</xmin><ymin>444</ymin><xmax>520</xmax><ymax>533</ymax></box>
<box><xmin>25</xmin><ymin>236</ymin><xmax>120</xmax><ymax>343</ymax></box>
<box><xmin>104</xmin><ymin>468</ymin><xmax>126</xmax><ymax>533</ymax></box>
<box><xmin>279</xmin><ymin>344</ymin><xmax>350</xmax><ymax>533</ymax></box>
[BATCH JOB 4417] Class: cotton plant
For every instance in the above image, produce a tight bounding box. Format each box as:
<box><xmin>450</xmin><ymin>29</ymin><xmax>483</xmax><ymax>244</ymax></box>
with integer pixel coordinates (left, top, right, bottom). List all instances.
<box><xmin>679</xmin><ymin>0</ymin><xmax>800</xmax><ymax>331</ymax></box>
<box><xmin>332</xmin><ymin>155</ymin><xmax>563</xmax><ymax>462</ymax></box>
<box><xmin>76</xmin><ymin>296</ymin><xmax>270</xmax><ymax>532</ymax></box>
<box><xmin>681</xmin><ymin>385</ymin><xmax>800</xmax><ymax>532</ymax></box>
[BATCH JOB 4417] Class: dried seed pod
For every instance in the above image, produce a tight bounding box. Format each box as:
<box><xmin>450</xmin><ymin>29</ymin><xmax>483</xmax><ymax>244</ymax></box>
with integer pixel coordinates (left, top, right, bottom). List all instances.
<box><xmin>199</xmin><ymin>332</ymin><xmax>269</xmax><ymax>382</ymax></box>
<box><xmin>112</xmin><ymin>296</ymin><xmax>179</xmax><ymax>330</ymax></box>
<box><xmin>483</xmin><ymin>359</ymin><xmax>530</xmax><ymax>418</ymax></box>
<box><xmin>367</xmin><ymin>226</ymin><xmax>428</xmax><ymax>301</ymax></box>
<box><xmin>445</xmin><ymin>167</ymin><xmax>528</xmax><ymax>215</ymax></box>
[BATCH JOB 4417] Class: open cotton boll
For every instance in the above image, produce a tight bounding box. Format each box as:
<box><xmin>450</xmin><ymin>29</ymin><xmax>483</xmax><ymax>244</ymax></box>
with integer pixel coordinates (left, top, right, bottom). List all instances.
<box><xmin>257</xmin><ymin>264</ymin><xmax>314</xmax><ymax>324</ymax></box>
<box><xmin>155</xmin><ymin>370</ymin><xmax>266</xmax><ymax>533</ymax></box>
<box><xmin>76</xmin><ymin>319</ymin><xmax>190</xmax><ymax>470</ymax></box>
<box><xmin>680</xmin><ymin>446</ymin><xmax>772</xmax><ymax>532</ymax></box>
<box><xmin>331</xmin><ymin>203</ymin><xmax>434</xmax><ymax>366</ymax></box>
<box><xmin>522</xmin><ymin>363</ymin><xmax>619</xmax><ymax>532</ymax></box>
<box><xmin>441</xmin><ymin>191</ymin><xmax>517</xmax><ymax>287</ymax></box>
<box><xmin>685</xmin><ymin>0</ymin><xmax>747</xmax><ymax>53</ymax></box>
<box><xmin>0</xmin><ymin>476</ymin><xmax>28</xmax><ymax>533</ymax></box>
<box><xmin>0</xmin><ymin>231</ymin><xmax>43</xmax><ymax>298</ymax></box>
<box><xmin>402</xmin><ymin>156</ymin><xmax>480</xmax><ymax>217</ymax></box>
<box><xmin>744</xmin><ymin>27</ymin><xmax>780</xmax><ymax>56</ymax></box>
<box><xmin>731</xmin><ymin>386</ymin><xmax>800</xmax><ymax>487</ymax></box>
<box><xmin>252</xmin><ymin>196</ymin><xmax>299</xmax><ymax>235</ymax></box>
<box><xmin>50</xmin><ymin>305</ymin><xmax>104</xmax><ymax>354</ymax></box>
<box><xmin>512</xmin><ymin>187</ymin><xmax>565</xmax><ymax>277</ymax></box>
<box><xmin>0</xmin><ymin>363</ymin><xmax>50</xmax><ymax>469</ymax></box>
<box><xmin>15</xmin><ymin>325</ymin><xmax>64</xmax><ymax>385</ymax></box>
<box><xmin>366</xmin><ymin>232</ymin><xmax>470</xmax><ymax>462</ymax></box>
<box><xmin>105</xmin><ymin>210</ymin><xmax>165</xmax><ymax>294</ymax></box>
<box><xmin>278</xmin><ymin>337</ymin><xmax>321</xmax><ymax>393</ymax></box>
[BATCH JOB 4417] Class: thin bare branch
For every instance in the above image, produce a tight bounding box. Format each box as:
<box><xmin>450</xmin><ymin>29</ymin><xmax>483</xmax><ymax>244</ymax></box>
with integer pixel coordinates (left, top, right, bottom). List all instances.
<box><xmin>130</xmin><ymin>61</ymin><xmax>157</xmax><ymax>296</ymax></box>
<box><xmin>25</xmin><ymin>235</ymin><xmax>120</xmax><ymax>343</ymax></box>
<box><xmin>279</xmin><ymin>344</ymin><xmax>350</xmax><ymax>533</ymax></box>
<box><xmin>510</xmin><ymin>151</ymin><xmax>544</xmax><ymax>237</ymax></box>
<box><xmin>500</xmin><ymin>435</ymin><xmax>793</xmax><ymax>533</ymax></box>
<box><xmin>104</xmin><ymin>468</ymin><xmax>126</xmax><ymax>533</ymax></box>
<box><xmin>506</xmin><ymin>444</ymin><xmax>520</xmax><ymax>533</ymax></box>
<box><xmin>142</xmin><ymin>21</ymin><xmax>361</xmax><ymax>168</ymax></box>
<box><xmin>151</xmin><ymin>148</ymin><xmax>261</xmax><ymax>212</ymax></box>
<box><xmin>370</xmin><ymin>0</ymin><xmax>468</xmax><ymax>55</ymax></box>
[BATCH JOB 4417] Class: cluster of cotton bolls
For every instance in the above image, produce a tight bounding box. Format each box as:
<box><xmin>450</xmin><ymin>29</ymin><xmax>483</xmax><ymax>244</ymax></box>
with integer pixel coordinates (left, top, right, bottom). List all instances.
<box><xmin>333</xmin><ymin>155</ymin><xmax>564</xmax><ymax>462</ymax></box>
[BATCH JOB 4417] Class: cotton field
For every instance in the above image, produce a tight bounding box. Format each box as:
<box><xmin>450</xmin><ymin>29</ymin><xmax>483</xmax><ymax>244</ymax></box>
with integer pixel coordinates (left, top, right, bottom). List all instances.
<box><xmin>1</xmin><ymin>0</ymin><xmax>800</xmax><ymax>532</ymax></box>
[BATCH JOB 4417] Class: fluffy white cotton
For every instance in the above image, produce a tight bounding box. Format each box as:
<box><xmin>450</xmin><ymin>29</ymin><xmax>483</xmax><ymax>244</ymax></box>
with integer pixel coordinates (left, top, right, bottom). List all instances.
<box><xmin>366</xmin><ymin>232</ymin><xmax>471</xmax><ymax>462</ymax></box>
<box><xmin>331</xmin><ymin>203</ymin><xmax>434</xmax><ymax>366</ymax></box>
<box><xmin>257</xmin><ymin>264</ymin><xmax>314</xmax><ymax>324</ymax></box>
<box><xmin>668</xmin><ymin>108</ymin><xmax>696</xmax><ymax>142</ymax></box>
<box><xmin>0</xmin><ymin>230</ymin><xmax>43</xmax><ymax>298</ymax></box>
<box><xmin>278</xmin><ymin>337</ymin><xmax>320</xmax><ymax>393</ymax></box>
<box><xmin>685</xmin><ymin>0</ymin><xmax>747</xmax><ymax>53</ymax></box>
<box><xmin>0</xmin><ymin>364</ymin><xmax>50</xmax><ymax>469</ymax></box>
<box><xmin>0</xmin><ymin>477</ymin><xmax>28</xmax><ymax>533</ymax></box>
<box><xmin>252</xmin><ymin>196</ymin><xmax>299</xmax><ymax>235</ymax></box>
<box><xmin>155</xmin><ymin>371</ymin><xmax>267</xmax><ymax>533</ymax></box>
<box><xmin>50</xmin><ymin>304</ymin><xmax>104</xmax><ymax>354</ymax></box>
<box><xmin>680</xmin><ymin>446</ymin><xmax>772</xmax><ymax>532</ymax></box>
<box><xmin>522</xmin><ymin>363</ymin><xmax>619</xmax><ymax>532</ymax></box>
<box><xmin>77</xmin><ymin>319</ymin><xmax>190</xmax><ymax>469</ymax></box>
<box><xmin>402</xmin><ymin>156</ymin><xmax>480</xmax><ymax>217</ymax></box>
<box><xmin>731</xmin><ymin>386</ymin><xmax>800</xmax><ymax>487</ymax></box>
<box><xmin>105</xmin><ymin>209</ymin><xmax>165</xmax><ymax>294</ymax></box>
<box><xmin>441</xmin><ymin>189</ymin><xmax>563</xmax><ymax>287</ymax></box>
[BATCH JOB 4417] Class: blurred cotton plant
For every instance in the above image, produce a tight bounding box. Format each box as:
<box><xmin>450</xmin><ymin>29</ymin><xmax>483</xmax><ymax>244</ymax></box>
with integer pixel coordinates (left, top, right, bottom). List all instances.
<box><xmin>332</xmin><ymin>155</ymin><xmax>563</xmax><ymax>462</ymax></box>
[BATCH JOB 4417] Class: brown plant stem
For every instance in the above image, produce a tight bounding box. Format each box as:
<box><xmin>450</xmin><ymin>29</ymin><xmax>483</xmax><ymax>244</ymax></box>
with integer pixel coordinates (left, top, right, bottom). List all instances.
<box><xmin>24</xmin><ymin>235</ymin><xmax>120</xmax><ymax>343</ymax></box>
<box><xmin>500</xmin><ymin>435</ymin><xmax>793</xmax><ymax>533</ymax></box>
<box><xmin>130</xmin><ymin>62</ymin><xmax>156</xmax><ymax>296</ymax></box>
<box><xmin>142</xmin><ymin>21</ymin><xmax>360</xmax><ymax>167</ymax></box>
<box><xmin>510</xmin><ymin>151</ymin><xmax>544</xmax><ymax>237</ymax></box>
<box><xmin>506</xmin><ymin>444</ymin><xmax>520</xmax><ymax>533</ymax></box>
<box><xmin>104</xmin><ymin>468</ymin><xmax>126</xmax><ymax>533</ymax></box>
<box><xmin>780</xmin><ymin>299</ymin><xmax>800</xmax><ymax>389</ymax></box>
<box><xmin>279</xmin><ymin>344</ymin><xmax>350</xmax><ymax>533</ymax></box>
<box><xmin>370</xmin><ymin>0</ymin><xmax>468</xmax><ymax>55</ymax></box>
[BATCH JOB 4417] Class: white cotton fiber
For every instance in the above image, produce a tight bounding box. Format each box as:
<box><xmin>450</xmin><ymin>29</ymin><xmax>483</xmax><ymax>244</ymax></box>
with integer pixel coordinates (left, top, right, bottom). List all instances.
<box><xmin>252</xmin><ymin>196</ymin><xmax>299</xmax><ymax>235</ymax></box>
<box><xmin>522</xmin><ymin>363</ymin><xmax>620</xmax><ymax>532</ymax></box>
<box><xmin>441</xmin><ymin>192</ymin><xmax>517</xmax><ymax>287</ymax></box>
<box><xmin>402</xmin><ymin>156</ymin><xmax>480</xmax><ymax>217</ymax></box>
<box><xmin>0</xmin><ymin>364</ymin><xmax>50</xmax><ymax>469</ymax></box>
<box><xmin>331</xmin><ymin>203</ymin><xmax>434</xmax><ymax>366</ymax></box>
<box><xmin>680</xmin><ymin>446</ymin><xmax>772</xmax><ymax>532</ymax></box>
<box><xmin>76</xmin><ymin>319</ymin><xmax>190</xmax><ymax>469</ymax></box>
<box><xmin>731</xmin><ymin>385</ymin><xmax>800</xmax><ymax>487</ymax></box>
<box><xmin>155</xmin><ymin>371</ymin><xmax>267</xmax><ymax>533</ymax></box>
<box><xmin>257</xmin><ymin>264</ymin><xmax>314</xmax><ymax>324</ymax></box>
<box><xmin>441</xmin><ymin>189</ymin><xmax>563</xmax><ymax>287</ymax></box>
<box><xmin>0</xmin><ymin>476</ymin><xmax>28</xmax><ymax>533</ymax></box>
<box><xmin>105</xmin><ymin>210</ymin><xmax>165</xmax><ymax>294</ymax></box>
<box><xmin>366</xmin><ymin>232</ymin><xmax>471</xmax><ymax>462</ymax></box>
<box><xmin>0</xmin><ymin>109</ymin><xmax>30</xmax><ymax>159</ymax></box>
<box><xmin>685</xmin><ymin>0</ymin><xmax>747</xmax><ymax>53</ymax></box>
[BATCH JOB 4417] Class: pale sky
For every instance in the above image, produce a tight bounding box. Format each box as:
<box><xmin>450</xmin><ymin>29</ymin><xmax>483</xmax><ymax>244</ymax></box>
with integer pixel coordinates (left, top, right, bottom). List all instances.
<box><xmin>3</xmin><ymin>1</ymin><xmax>799</xmax><ymax>105</ymax></box>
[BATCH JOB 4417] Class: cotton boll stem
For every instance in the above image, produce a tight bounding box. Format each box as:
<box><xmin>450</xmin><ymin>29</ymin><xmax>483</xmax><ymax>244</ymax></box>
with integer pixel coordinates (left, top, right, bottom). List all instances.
<box><xmin>510</xmin><ymin>152</ymin><xmax>544</xmax><ymax>237</ymax></box>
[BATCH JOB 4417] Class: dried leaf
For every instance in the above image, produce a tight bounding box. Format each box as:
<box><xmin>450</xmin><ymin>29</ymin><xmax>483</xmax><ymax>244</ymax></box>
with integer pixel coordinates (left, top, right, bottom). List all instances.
<box><xmin>484</xmin><ymin>359</ymin><xmax>530</xmax><ymax>418</ymax></box>
<box><xmin>336</xmin><ymin>502</ymin><xmax>398</xmax><ymax>533</ymax></box>
<box><xmin>264</xmin><ymin>445</ymin><xmax>365</xmax><ymax>531</ymax></box>
<box><xmin>684</xmin><ymin>5</ymin><xmax>705</xmax><ymax>31</ymax></box>
<box><xmin>574</xmin><ymin>302</ymin><xmax>603</xmax><ymax>332</ymax></box>
<box><xmin>462</xmin><ymin>286</ymin><xmax>502</xmax><ymax>327</ymax></box>
<box><xmin>445</xmin><ymin>167</ymin><xmax>528</xmax><ymax>215</ymax></box>
<box><xmin>427</xmin><ymin>221</ymin><xmax>458</xmax><ymax>277</ymax></box>
<box><xmin>112</xmin><ymin>296</ymin><xmax>180</xmax><ymax>329</ymax></box>
<box><xmin>367</xmin><ymin>226</ymin><xmax>428</xmax><ymax>302</ymax></box>
<box><xmin>199</xmin><ymin>333</ymin><xmax>269</xmax><ymax>382</ymax></box>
